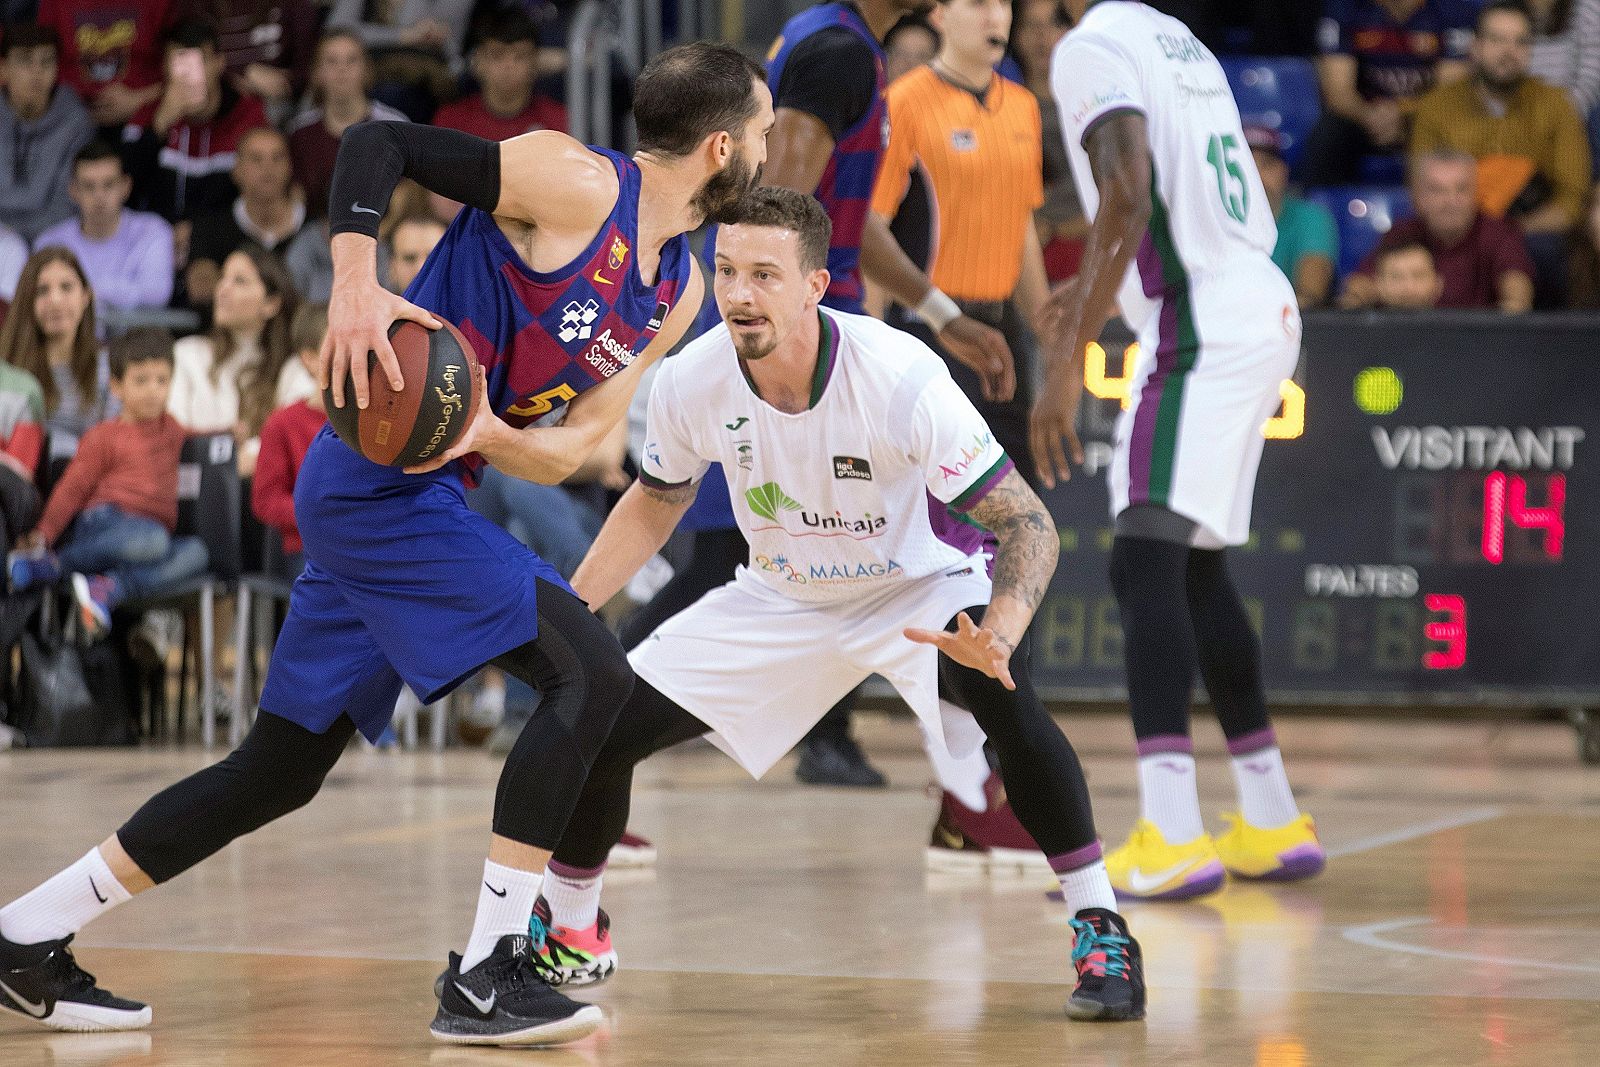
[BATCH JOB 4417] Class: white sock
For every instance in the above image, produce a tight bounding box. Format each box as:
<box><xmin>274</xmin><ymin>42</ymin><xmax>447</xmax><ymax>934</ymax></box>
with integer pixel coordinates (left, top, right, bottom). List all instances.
<box><xmin>1229</xmin><ymin>745</ymin><xmax>1300</xmax><ymax>829</ymax></box>
<box><xmin>460</xmin><ymin>860</ymin><xmax>542</xmax><ymax>972</ymax></box>
<box><xmin>927</xmin><ymin>741</ymin><xmax>991</xmax><ymax>812</ymax></box>
<box><xmin>544</xmin><ymin>867</ymin><xmax>603</xmax><ymax>931</ymax></box>
<box><xmin>0</xmin><ymin>848</ymin><xmax>132</xmax><ymax>945</ymax></box>
<box><xmin>1137</xmin><ymin>751</ymin><xmax>1206</xmax><ymax>844</ymax></box>
<box><xmin>1056</xmin><ymin>859</ymin><xmax>1118</xmax><ymax>915</ymax></box>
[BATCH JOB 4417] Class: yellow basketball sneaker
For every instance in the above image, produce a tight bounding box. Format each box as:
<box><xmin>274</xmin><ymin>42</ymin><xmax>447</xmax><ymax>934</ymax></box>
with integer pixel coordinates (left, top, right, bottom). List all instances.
<box><xmin>1104</xmin><ymin>820</ymin><xmax>1226</xmax><ymax>901</ymax></box>
<box><xmin>1214</xmin><ymin>812</ymin><xmax>1326</xmax><ymax>882</ymax></box>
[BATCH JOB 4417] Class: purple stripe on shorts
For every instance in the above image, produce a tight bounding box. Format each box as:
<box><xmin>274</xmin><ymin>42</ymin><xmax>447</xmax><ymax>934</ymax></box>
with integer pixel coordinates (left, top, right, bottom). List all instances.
<box><xmin>1049</xmin><ymin>840</ymin><xmax>1104</xmax><ymax>874</ymax></box>
<box><xmin>548</xmin><ymin>859</ymin><xmax>606</xmax><ymax>880</ymax></box>
<box><xmin>1226</xmin><ymin>727</ymin><xmax>1278</xmax><ymax>757</ymax></box>
<box><xmin>1126</xmin><ymin>295</ymin><xmax>1180</xmax><ymax>503</ymax></box>
<box><xmin>1135</xmin><ymin>733</ymin><xmax>1193</xmax><ymax>757</ymax></box>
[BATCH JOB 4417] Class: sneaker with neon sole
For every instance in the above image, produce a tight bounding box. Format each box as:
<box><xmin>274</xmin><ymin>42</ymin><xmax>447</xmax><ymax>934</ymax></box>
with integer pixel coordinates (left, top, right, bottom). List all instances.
<box><xmin>1214</xmin><ymin>811</ymin><xmax>1325</xmax><ymax>881</ymax></box>
<box><xmin>1066</xmin><ymin>908</ymin><xmax>1145</xmax><ymax>1021</ymax></box>
<box><xmin>530</xmin><ymin>897</ymin><xmax>617</xmax><ymax>987</ymax></box>
<box><xmin>925</xmin><ymin>774</ymin><xmax>1048</xmax><ymax>875</ymax></box>
<box><xmin>1104</xmin><ymin>819</ymin><xmax>1226</xmax><ymax>901</ymax></box>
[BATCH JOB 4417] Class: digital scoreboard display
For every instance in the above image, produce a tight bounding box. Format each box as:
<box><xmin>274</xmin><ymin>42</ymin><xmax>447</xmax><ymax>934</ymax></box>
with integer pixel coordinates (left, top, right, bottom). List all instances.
<box><xmin>1031</xmin><ymin>313</ymin><xmax>1600</xmax><ymax>706</ymax></box>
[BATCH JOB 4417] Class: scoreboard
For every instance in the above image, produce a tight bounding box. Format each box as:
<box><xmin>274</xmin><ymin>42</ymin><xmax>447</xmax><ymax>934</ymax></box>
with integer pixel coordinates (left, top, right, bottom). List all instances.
<box><xmin>1031</xmin><ymin>312</ymin><xmax>1600</xmax><ymax>706</ymax></box>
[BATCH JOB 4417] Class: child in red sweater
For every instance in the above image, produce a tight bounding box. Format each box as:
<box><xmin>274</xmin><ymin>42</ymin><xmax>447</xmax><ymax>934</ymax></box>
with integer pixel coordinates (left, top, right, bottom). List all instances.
<box><xmin>252</xmin><ymin>303</ymin><xmax>328</xmax><ymax>576</ymax></box>
<box><xmin>8</xmin><ymin>328</ymin><xmax>208</xmax><ymax>635</ymax></box>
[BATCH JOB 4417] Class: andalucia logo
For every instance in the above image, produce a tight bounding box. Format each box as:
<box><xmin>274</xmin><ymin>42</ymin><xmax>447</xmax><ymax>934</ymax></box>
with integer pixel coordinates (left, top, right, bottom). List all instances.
<box><xmin>744</xmin><ymin>481</ymin><xmax>888</xmax><ymax>538</ymax></box>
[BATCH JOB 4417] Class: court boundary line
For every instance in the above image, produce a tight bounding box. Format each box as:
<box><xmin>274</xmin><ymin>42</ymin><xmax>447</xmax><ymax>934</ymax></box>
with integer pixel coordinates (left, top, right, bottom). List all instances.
<box><xmin>1342</xmin><ymin>917</ymin><xmax>1600</xmax><ymax>975</ymax></box>
<box><xmin>1322</xmin><ymin>806</ymin><xmax>1504</xmax><ymax>858</ymax></box>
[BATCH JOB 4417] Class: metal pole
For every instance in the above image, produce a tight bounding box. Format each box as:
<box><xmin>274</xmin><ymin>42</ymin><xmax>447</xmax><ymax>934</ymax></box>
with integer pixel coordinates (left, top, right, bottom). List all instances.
<box><xmin>566</xmin><ymin>1</ymin><xmax>606</xmax><ymax>144</ymax></box>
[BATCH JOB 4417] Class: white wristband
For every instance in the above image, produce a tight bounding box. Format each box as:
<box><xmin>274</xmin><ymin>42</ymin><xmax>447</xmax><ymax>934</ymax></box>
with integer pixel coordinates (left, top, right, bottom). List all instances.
<box><xmin>913</xmin><ymin>288</ymin><xmax>961</xmax><ymax>333</ymax></box>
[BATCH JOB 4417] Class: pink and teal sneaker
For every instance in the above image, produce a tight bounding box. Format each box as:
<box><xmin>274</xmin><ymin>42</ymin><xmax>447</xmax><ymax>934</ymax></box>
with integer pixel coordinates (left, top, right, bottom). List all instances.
<box><xmin>530</xmin><ymin>896</ymin><xmax>617</xmax><ymax>987</ymax></box>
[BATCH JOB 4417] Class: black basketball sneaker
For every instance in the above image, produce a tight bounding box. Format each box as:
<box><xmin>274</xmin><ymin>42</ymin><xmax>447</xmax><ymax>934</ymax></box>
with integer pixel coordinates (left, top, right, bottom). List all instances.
<box><xmin>430</xmin><ymin>933</ymin><xmax>603</xmax><ymax>1046</ymax></box>
<box><xmin>1065</xmin><ymin>908</ymin><xmax>1146</xmax><ymax>1022</ymax></box>
<box><xmin>0</xmin><ymin>932</ymin><xmax>151</xmax><ymax>1031</ymax></box>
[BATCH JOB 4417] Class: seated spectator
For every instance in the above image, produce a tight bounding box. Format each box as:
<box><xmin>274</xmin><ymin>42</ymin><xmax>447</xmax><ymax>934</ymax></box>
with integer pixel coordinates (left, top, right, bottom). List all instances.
<box><xmin>433</xmin><ymin>11</ymin><xmax>567</xmax><ymax>140</ymax></box>
<box><xmin>288</xmin><ymin>30</ymin><xmax>409</xmax><ymax>220</ymax></box>
<box><xmin>1411</xmin><ymin>0</ymin><xmax>1589</xmax><ymax>304</ymax></box>
<box><xmin>32</xmin><ymin>141</ymin><xmax>175</xmax><ymax>313</ymax></box>
<box><xmin>0</xmin><ymin>248</ymin><xmax>114</xmax><ymax>459</ymax></box>
<box><xmin>1528</xmin><ymin>0</ymin><xmax>1600</xmax><ymax>132</ymax></box>
<box><xmin>0</xmin><ymin>359</ymin><xmax>44</xmax><ymax>558</ymax></box>
<box><xmin>185</xmin><ymin>126</ymin><xmax>305</xmax><ymax>309</ymax></box>
<box><xmin>185</xmin><ymin>0</ymin><xmax>318</xmax><ymax>125</ymax></box>
<box><xmin>124</xmin><ymin>20</ymin><xmax>266</xmax><ymax>226</ymax></box>
<box><xmin>8</xmin><ymin>326</ymin><xmax>206</xmax><ymax>636</ymax></box>
<box><xmin>1341</xmin><ymin>151</ymin><xmax>1536</xmax><ymax>312</ymax></box>
<box><xmin>1372</xmin><ymin>239</ymin><xmax>1446</xmax><ymax>308</ymax></box>
<box><xmin>387</xmin><ymin>212</ymin><xmax>447</xmax><ymax>294</ymax></box>
<box><xmin>0</xmin><ymin>223</ymin><xmax>25</xmax><ymax>299</ymax></box>
<box><xmin>0</xmin><ymin>24</ymin><xmax>93</xmax><ymax>243</ymax></box>
<box><xmin>1306</xmin><ymin>0</ymin><xmax>1476</xmax><ymax>186</ymax></box>
<box><xmin>252</xmin><ymin>302</ymin><xmax>327</xmax><ymax>576</ymax></box>
<box><xmin>35</xmin><ymin>0</ymin><xmax>176</xmax><ymax>128</ymax></box>
<box><xmin>168</xmin><ymin>245</ymin><xmax>300</xmax><ymax>475</ymax></box>
<box><xmin>1565</xmin><ymin>187</ymin><xmax>1600</xmax><ymax>307</ymax></box>
<box><xmin>1247</xmin><ymin>125</ymin><xmax>1338</xmax><ymax>309</ymax></box>
<box><xmin>326</xmin><ymin>0</ymin><xmax>473</xmax><ymax>122</ymax></box>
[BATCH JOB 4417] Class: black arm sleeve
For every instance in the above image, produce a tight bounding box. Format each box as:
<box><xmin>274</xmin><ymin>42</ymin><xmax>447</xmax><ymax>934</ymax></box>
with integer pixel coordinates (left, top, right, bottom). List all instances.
<box><xmin>775</xmin><ymin>28</ymin><xmax>879</xmax><ymax>143</ymax></box>
<box><xmin>328</xmin><ymin>121</ymin><xmax>503</xmax><ymax>239</ymax></box>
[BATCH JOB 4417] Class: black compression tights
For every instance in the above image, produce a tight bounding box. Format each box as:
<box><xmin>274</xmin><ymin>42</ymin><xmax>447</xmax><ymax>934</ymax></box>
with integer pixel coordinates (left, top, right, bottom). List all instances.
<box><xmin>552</xmin><ymin>606</ymin><xmax>1098</xmax><ymax>868</ymax></box>
<box><xmin>118</xmin><ymin>578</ymin><xmax>631</xmax><ymax>883</ymax></box>
<box><xmin>1108</xmin><ymin>536</ymin><xmax>1271</xmax><ymax>744</ymax></box>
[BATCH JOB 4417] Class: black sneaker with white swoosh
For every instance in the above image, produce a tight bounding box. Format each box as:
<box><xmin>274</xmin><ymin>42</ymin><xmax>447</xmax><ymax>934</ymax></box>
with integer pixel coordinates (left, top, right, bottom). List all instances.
<box><xmin>0</xmin><ymin>931</ymin><xmax>151</xmax><ymax>1031</ymax></box>
<box><xmin>429</xmin><ymin>933</ymin><xmax>602</xmax><ymax>1046</ymax></box>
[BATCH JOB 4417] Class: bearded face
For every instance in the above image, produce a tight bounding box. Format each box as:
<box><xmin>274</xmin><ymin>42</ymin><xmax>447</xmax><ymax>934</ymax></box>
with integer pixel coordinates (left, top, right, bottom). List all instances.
<box><xmin>695</xmin><ymin>144</ymin><xmax>763</xmax><ymax>225</ymax></box>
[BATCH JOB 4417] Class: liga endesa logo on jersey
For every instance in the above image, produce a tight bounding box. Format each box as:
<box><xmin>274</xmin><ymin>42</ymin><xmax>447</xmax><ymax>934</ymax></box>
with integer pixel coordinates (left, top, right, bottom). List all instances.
<box><xmin>744</xmin><ymin>482</ymin><xmax>887</xmax><ymax>539</ymax></box>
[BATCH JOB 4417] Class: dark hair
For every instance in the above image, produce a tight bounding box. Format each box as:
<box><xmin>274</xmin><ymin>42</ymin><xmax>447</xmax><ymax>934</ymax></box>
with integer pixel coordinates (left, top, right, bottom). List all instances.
<box><xmin>717</xmin><ymin>187</ymin><xmax>832</xmax><ymax>273</ymax></box>
<box><xmin>110</xmin><ymin>326</ymin><xmax>176</xmax><ymax>378</ymax></box>
<box><xmin>2</xmin><ymin>22</ymin><xmax>61</xmax><ymax>58</ymax></box>
<box><xmin>1539</xmin><ymin>0</ymin><xmax>1574</xmax><ymax>35</ymax></box>
<box><xmin>886</xmin><ymin>13</ymin><xmax>939</xmax><ymax>50</ymax></box>
<box><xmin>166</xmin><ymin>19</ymin><xmax>220</xmax><ymax>52</ymax></box>
<box><xmin>73</xmin><ymin>139</ymin><xmax>124</xmax><ymax>174</ymax></box>
<box><xmin>208</xmin><ymin>244</ymin><xmax>299</xmax><ymax>436</ymax></box>
<box><xmin>1374</xmin><ymin>239</ymin><xmax>1436</xmax><ymax>271</ymax></box>
<box><xmin>474</xmin><ymin>10</ymin><xmax>539</xmax><ymax>49</ymax></box>
<box><xmin>634</xmin><ymin>42</ymin><xmax>766</xmax><ymax>158</ymax></box>
<box><xmin>0</xmin><ymin>247</ymin><xmax>98</xmax><ymax>414</ymax></box>
<box><xmin>1478</xmin><ymin>0</ymin><xmax>1533</xmax><ymax>31</ymax></box>
<box><xmin>290</xmin><ymin>302</ymin><xmax>329</xmax><ymax>354</ymax></box>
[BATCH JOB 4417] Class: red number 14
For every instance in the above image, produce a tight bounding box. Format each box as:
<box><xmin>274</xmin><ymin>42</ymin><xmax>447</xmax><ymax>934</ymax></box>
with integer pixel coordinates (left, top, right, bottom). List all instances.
<box><xmin>1481</xmin><ymin>472</ymin><xmax>1566</xmax><ymax>564</ymax></box>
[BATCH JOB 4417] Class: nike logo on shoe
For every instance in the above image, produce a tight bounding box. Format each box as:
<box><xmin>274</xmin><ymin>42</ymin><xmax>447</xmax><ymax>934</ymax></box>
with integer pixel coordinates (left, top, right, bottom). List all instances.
<box><xmin>454</xmin><ymin>983</ymin><xmax>496</xmax><ymax>1016</ymax></box>
<box><xmin>484</xmin><ymin>882</ymin><xmax>507</xmax><ymax>898</ymax></box>
<box><xmin>0</xmin><ymin>978</ymin><xmax>50</xmax><ymax>1018</ymax></box>
<box><xmin>90</xmin><ymin>876</ymin><xmax>108</xmax><ymax>904</ymax></box>
<box><xmin>1127</xmin><ymin>861</ymin><xmax>1201</xmax><ymax>893</ymax></box>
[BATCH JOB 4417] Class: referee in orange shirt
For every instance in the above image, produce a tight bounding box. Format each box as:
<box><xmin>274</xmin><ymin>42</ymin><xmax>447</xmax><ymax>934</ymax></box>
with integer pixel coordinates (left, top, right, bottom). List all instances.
<box><xmin>872</xmin><ymin>0</ymin><xmax>1050</xmax><ymax>482</ymax></box>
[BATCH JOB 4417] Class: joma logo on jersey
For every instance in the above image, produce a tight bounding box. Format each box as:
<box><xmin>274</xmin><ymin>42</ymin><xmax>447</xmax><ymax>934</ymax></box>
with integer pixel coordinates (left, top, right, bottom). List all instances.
<box><xmin>608</xmin><ymin>235</ymin><xmax>629</xmax><ymax>271</ymax></box>
<box><xmin>938</xmin><ymin>431</ymin><xmax>995</xmax><ymax>481</ymax></box>
<box><xmin>558</xmin><ymin>299</ymin><xmax>600</xmax><ymax>343</ymax></box>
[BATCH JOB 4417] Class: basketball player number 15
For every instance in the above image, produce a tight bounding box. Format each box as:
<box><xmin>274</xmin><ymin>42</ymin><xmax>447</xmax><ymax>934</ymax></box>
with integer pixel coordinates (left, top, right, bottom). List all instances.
<box><xmin>1205</xmin><ymin>133</ymin><xmax>1249</xmax><ymax>225</ymax></box>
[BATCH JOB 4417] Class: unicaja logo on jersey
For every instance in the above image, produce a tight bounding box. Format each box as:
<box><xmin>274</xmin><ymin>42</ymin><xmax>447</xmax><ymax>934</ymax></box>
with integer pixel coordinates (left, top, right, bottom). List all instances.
<box><xmin>743</xmin><ymin>482</ymin><xmax>887</xmax><ymax>539</ymax></box>
<box><xmin>559</xmin><ymin>299</ymin><xmax>600</xmax><ymax>343</ymax></box>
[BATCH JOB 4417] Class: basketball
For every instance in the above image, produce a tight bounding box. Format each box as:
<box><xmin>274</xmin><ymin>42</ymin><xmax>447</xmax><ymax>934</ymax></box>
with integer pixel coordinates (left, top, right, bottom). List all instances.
<box><xmin>325</xmin><ymin>319</ymin><xmax>481</xmax><ymax>467</ymax></box>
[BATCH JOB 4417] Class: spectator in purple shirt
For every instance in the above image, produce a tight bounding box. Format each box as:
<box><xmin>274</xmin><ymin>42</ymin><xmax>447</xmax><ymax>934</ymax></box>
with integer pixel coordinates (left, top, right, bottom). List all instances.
<box><xmin>32</xmin><ymin>141</ymin><xmax>175</xmax><ymax>314</ymax></box>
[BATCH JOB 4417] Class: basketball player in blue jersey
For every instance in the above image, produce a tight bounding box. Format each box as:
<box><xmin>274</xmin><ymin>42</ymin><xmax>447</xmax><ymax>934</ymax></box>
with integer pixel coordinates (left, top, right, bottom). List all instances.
<box><xmin>0</xmin><ymin>43</ymin><xmax>771</xmax><ymax>1048</ymax></box>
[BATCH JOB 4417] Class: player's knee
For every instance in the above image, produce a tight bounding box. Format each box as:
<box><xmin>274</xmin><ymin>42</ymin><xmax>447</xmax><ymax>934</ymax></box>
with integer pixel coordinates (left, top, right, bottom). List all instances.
<box><xmin>577</xmin><ymin>640</ymin><xmax>634</xmax><ymax>747</ymax></box>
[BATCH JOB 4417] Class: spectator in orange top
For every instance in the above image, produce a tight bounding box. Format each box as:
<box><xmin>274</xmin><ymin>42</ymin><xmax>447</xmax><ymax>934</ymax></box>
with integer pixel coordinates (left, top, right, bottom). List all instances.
<box><xmin>252</xmin><ymin>302</ymin><xmax>327</xmax><ymax>576</ymax></box>
<box><xmin>8</xmin><ymin>326</ymin><xmax>207</xmax><ymax>636</ymax></box>
<box><xmin>432</xmin><ymin>11</ymin><xmax>566</xmax><ymax>140</ymax></box>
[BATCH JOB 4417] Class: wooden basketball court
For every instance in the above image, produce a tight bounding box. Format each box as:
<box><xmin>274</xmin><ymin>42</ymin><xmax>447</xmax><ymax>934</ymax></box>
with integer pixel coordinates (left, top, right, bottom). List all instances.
<box><xmin>3</xmin><ymin>713</ymin><xmax>1597</xmax><ymax>1066</ymax></box>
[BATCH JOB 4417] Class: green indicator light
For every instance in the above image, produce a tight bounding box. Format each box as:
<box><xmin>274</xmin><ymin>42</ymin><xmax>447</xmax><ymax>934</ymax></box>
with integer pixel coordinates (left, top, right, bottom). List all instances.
<box><xmin>1354</xmin><ymin>367</ymin><xmax>1403</xmax><ymax>415</ymax></box>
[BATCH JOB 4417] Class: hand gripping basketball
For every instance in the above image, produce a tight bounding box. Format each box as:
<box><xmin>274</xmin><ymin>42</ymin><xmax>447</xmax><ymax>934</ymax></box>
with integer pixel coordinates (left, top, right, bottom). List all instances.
<box><xmin>321</xmin><ymin>276</ymin><xmax>441</xmax><ymax>410</ymax></box>
<box><xmin>904</xmin><ymin>611</ymin><xmax>1017</xmax><ymax>691</ymax></box>
<box><xmin>404</xmin><ymin>360</ymin><xmax>496</xmax><ymax>475</ymax></box>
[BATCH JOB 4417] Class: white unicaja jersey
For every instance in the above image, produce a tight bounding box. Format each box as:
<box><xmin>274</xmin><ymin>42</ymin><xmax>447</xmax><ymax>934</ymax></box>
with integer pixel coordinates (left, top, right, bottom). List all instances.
<box><xmin>640</xmin><ymin>310</ymin><xmax>1011</xmax><ymax>605</ymax></box>
<box><xmin>1050</xmin><ymin>0</ymin><xmax>1281</xmax><ymax>333</ymax></box>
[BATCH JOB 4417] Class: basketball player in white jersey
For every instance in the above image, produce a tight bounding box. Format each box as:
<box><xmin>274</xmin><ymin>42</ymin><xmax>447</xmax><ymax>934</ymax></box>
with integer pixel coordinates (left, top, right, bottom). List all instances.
<box><xmin>529</xmin><ymin>187</ymin><xmax>1144</xmax><ymax>1021</ymax></box>
<box><xmin>1031</xmin><ymin>0</ymin><xmax>1325</xmax><ymax>901</ymax></box>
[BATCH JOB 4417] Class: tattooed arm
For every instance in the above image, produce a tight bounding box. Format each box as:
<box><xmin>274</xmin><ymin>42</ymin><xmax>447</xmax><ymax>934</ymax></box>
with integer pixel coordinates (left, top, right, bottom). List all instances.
<box><xmin>570</xmin><ymin>478</ymin><xmax>698</xmax><ymax>610</ymax></box>
<box><xmin>904</xmin><ymin>468</ymin><xmax>1058</xmax><ymax>689</ymax></box>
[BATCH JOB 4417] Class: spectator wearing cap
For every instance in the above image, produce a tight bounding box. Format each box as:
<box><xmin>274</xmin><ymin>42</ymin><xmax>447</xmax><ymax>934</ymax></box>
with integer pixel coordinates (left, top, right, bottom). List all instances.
<box><xmin>35</xmin><ymin>0</ymin><xmax>178</xmax><ymax>128</ymax></box>
<box><xmin>1411</xmin><ymin>0</ymin><xmax>1590</xmax><ymax>306</ymax></box>
<box><xmin>432</xmin><ymin>11</ymin><xmax>567</xmax><ymax>140</ymax></box>
<box><xmin>0</xmin><ymin>24</ymin><xmax>94</xmax><ymax>243</ymax></box>
<box><xmin>288</xmin><ymin>30</ymin><xmax>409</xmax><ymax>220</ymax></box>
<box><xmin>1247</xmin><ymin>125</ymin><xmax>1338</xmax><ymax>309</ymax></box>
<box><xmin>1341</xmin><ymin>149</ymin><xmax>1535</xmax><ymax>312</ymax></box>
<box><xmin>1305</xmin><ymin>0</ymin><xmax>1477</xmax><ymax>186</ymax></box>
<box><xmin>123</xmin><ymin>20</ymin><xmax>267</xmax><ymax>226</ymax></box>
<box><xmin>32</xmin><ymin>141</ymin><xmax>175</xmax><ymax>313</ymax></box>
